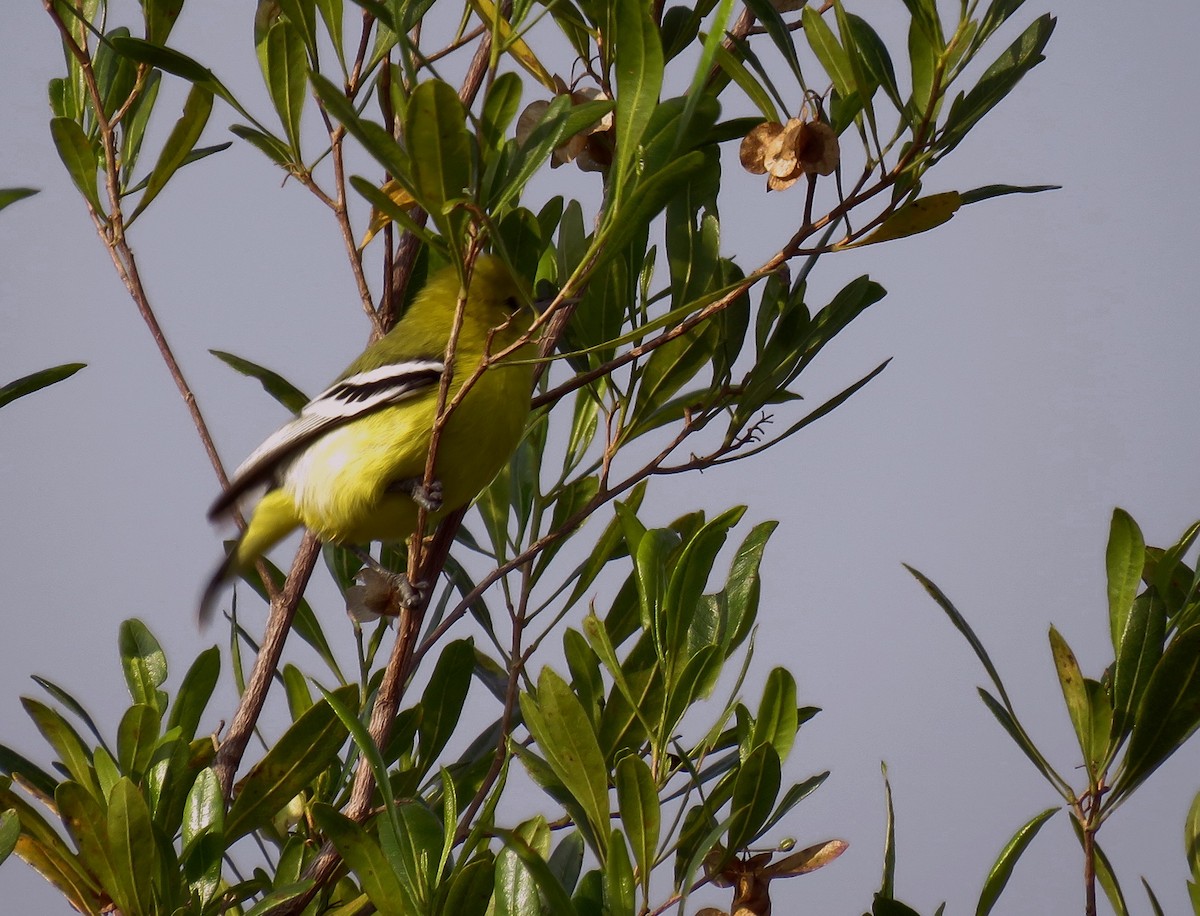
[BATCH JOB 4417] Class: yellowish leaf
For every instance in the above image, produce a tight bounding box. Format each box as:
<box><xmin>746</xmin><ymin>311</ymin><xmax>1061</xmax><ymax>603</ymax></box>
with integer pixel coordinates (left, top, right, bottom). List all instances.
<box><xmin>845</xmin><ymin>192</ymin><xmax>962</xmax><ymax>248</ymax></box>
<box><xmin>359</xmin><ymin>178</ymin><xmax>416</xmax><ymax>248</ymax></box>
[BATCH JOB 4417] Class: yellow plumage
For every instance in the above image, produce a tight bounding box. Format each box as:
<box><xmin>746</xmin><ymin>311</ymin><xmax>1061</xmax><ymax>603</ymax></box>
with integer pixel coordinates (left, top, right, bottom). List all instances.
<box><xmin>202</xmin><ymin>256</ymin><xmax>536</xmax><ymax>616</ymax></box>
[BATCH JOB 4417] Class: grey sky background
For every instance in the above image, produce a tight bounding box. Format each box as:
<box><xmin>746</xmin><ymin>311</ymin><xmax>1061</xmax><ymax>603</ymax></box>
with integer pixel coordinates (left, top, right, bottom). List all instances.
<box><xmin>4</xmin><ymin>2</ymin><xmax>1199</xmax><ymax>914</ymax></box>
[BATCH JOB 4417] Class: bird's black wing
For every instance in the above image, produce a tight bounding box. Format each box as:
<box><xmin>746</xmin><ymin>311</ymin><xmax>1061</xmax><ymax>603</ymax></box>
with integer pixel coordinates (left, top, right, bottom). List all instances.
<box><xmin>208</xmin><ymin>358</ymin><xmax>444</xmax><ymax>519</ymax></box>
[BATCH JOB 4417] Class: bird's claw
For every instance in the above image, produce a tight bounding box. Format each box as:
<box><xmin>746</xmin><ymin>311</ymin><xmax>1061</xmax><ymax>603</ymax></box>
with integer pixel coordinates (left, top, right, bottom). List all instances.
<box><xmin>391</xmin><ymin>476</ymin><xmax>444</xmax><ymax>513</ymax></box>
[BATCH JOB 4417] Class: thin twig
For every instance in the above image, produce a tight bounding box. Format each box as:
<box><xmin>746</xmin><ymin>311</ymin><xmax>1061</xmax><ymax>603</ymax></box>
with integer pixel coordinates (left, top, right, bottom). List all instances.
<box><xmin>213</xmin><ymin>534</ymin><xmax>321</xmax><ymax>796</ymax></box>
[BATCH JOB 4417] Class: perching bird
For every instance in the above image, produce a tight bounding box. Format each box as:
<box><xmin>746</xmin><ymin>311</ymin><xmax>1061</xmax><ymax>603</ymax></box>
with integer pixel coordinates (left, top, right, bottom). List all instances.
<box><xmin>201</xmin><ymin>255</ymin><xmax>538</xmax><ymax>620</ymax></box>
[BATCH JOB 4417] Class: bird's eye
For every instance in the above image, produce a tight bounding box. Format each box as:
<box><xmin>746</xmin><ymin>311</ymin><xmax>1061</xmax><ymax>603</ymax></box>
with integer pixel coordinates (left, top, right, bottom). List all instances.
<box><xmin>504</xmin><ymin>295</ymin><xmax>520</xmax><ymax>312</ymax></box>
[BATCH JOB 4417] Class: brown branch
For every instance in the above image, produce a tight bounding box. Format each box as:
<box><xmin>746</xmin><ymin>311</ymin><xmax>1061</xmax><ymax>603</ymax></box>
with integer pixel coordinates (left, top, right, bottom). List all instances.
<box><xmin>213</xmin><ymin>534</ymin><xmax>321</xmax><ymax>796</ymax></box>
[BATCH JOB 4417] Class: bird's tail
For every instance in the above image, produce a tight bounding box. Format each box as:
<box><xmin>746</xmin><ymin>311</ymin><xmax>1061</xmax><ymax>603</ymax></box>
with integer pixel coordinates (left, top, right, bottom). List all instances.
<box><xmin>199</xmin><ymin>490</ymin><xmax>302</xmax><ymax>625</ymax></box>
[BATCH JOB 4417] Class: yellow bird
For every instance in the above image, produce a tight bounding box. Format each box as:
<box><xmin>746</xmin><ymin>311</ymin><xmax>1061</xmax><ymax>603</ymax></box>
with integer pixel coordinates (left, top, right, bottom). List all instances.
<box><xmin>201</xmin><ymin>256</ymin><xmax>537</xmax><ymax>618</ymax></box>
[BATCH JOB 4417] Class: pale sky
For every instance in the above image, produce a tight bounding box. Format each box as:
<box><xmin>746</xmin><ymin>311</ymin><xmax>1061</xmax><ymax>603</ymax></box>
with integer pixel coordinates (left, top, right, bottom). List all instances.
<box><xmin>4</xmin><ymin>2</ymin><xmax>1200</xmax><ymax>914</ymax></box>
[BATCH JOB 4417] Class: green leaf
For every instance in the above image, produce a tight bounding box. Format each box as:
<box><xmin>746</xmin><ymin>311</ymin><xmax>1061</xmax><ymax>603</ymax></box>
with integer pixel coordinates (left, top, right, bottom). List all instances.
<box><xmin>975</xmin><ymin>807</ymin><xmax>1057</xmax><ymax>915</ymax></box>
<box><xmin>107</xmin><ymin>777</ymin><xmax>158</xmax><ymax>916</ymax></box>
<box><xmin>118</xmin><ymin>619</ymin><xmax>168</xmax><ymax>712</ymax></box>
<box><xmin>849</xmin><ymin>192</ymin><xmax>961</xmax><ymax>247</ymax></box>
<box><xmin>710</xmin><ymin>43</ymin><xmax>779</xmax><ymax>122</ymax></box>
<box><xmin>753</xmin><ymin>668</ymin><xmax>799</xmax><ymax>762</ymax></box>
<box><xmin>167</xmin><ymin>646</ymin><xmax>220</xmax><ymax>742</ymax></box>
<box><xmin>1112</xmin><ymin>592</ymin><xmax>1165</xmax><ymax>741</ymax></box>
<box><xmin>803</xmin><ymin>6</ymin><xmax>854</xmax><ymax>98</ymax></box>
<box><xmin>481</xmin><ymin>70</ymin><xmax>523</xmax><ymax>154</ymax></box>
<box><xmin>494</xmin><ymin>827</ymin><xmax>579</xmax><ymax>916</ymax></box>
<box><xmin>614</xmin><ymin>755</ymin><xmax>658</xmax><ymax>886</ymax></box>
<box><xmin>603</xmin><ymin>829</ymin><xmax>635</xmax><ymax>914</ymax></box>
<box><xmin>724</xmin><ymin>521</ymin><xmax>776</xmax><ymax>651</ymax></box>
<box><xmin>260</xmin><ymin>18</ymin><xmax>307</xmax><ymax>154</ymax></box>
<box><xmin>143</xmin><ymin>0</ymin><xmax>185</xmax><ymax>45</ymax></box>
<box><xmin>416</xmin><ymin>640</ymin><xmax>474</xmax><ymax>777</ymax></box>
<box><xmin>846</xmin><ymin>13</ymin><xmax>901</xmax><ymax>109</ymax></box>
<box><xmin>116</xmin><ymin>704</ymin><xmax>161</xmax><ymax>778</ymax></box>
<box><xmin>313</xmin><ymin>804</ymin><xmax>410</xmax><ymax>916</ymax></box>
<box><xmin>611</xmin><ymin>0</ymin><xmax>664</xmax><ymax>194</ymax></box>
<box><xmin>727</xmin><ymin>742</ymin><xmax>781</xmax><ymax>850</ymax></box>
<box><xmin>49</xmin><ymin>118</ymin><xmax>103</xmax><ymax>215</ymax></box>
<box><xmin>1107</xmin><ymin>508</ymin><xmax>1146</xmax><ymax>652</ymax></box>
<box><xmin>405</xmin><ymin>79</ymin><xmax>471</xmax><ymax>247</ymax></box>
<box><xmin>0</xmin><ymin>808</ymin><xmax>18</xmax><ymax>865</ymax></box>
<box><xmin>130</xmin><ymin>84</ymin><xmax>214</xmax><ymax>222</ymax></box>
<box><xmin>520</xmin><ymin>669</ymin><xmax>610</xmax><ymax>856</ymax></box>
<box><xmin>1118</xmin><ymin>623</ymin><xmax>1200</xmax><ymax>800</ymax></box>
<box><xmin>939</xmin><ymin>15</ymin><xmax>1056</xmax><ymax>156</ymax></box>
<box><xmin>225</xmin><ymin>683</ymin><xmax>357</xmax><ymax>840</ymax></box>
<box><xmin>959</xmin><ymin>183</ymin><xmax>1059</xmax><ymax>205</ymax></box>
<box><xmin>975</xmin><ymin>687</ymin><xmax>1062</xmax><ymax>789</ymax></box>
<box><xmin>210</xmin><ymin>349</ymin><xmax>309</xmax><ymax>413</ymax></box>
<box><xmin>181</xmin><ymin>767</ymin><xmax>224</xmax><ymax>905</ymax></box>
<box><xmin>662</xmin><ymin>507</ymin><xmax>743</xmax><ymax>672</ymax></box>
<box><xmin>22</xmin><ymin>698</ymin><xmax>97</xmax><ymax>792</ymax></box>
<box><xmin>1047</xmin><ymin>626</ymin><xmax>1093</xmax><ymax>764</ymax></box>
<box><xmin>0</xmin><ymin>187</ymin><xmax>39</xmax><ymax>213</ymax></box>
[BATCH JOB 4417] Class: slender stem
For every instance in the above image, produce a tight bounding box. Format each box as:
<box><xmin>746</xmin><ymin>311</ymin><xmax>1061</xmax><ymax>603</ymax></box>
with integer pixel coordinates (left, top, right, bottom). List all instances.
<box><xmin>213</xmin><ymin>533</ymin><xmax>321</xmax><ymax>797</ymax></box>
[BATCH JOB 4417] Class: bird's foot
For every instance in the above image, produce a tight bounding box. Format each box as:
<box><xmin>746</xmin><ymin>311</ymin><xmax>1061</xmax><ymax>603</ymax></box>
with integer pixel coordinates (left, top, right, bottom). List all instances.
<box><xmin>389</xmin><ymin>476</ymin><xmax>444</xmax><ymax>513</ymax></box>
<box><xmin>347</xmin><ymin>548</ymin><xmax>427</xmax><ymax>619</ymax></box>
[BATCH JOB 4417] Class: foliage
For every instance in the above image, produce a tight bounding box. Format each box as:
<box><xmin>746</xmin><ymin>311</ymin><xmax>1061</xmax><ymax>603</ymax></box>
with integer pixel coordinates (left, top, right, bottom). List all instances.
<box><xmin>910</xmin><ymin>510</ymin><xmax>1200</xmax><ymax>916</ymax></box>
<box><xmin>13</xmin><ymin>2</ymin><xmax>1180</xmax><ymax>916</ymax></box>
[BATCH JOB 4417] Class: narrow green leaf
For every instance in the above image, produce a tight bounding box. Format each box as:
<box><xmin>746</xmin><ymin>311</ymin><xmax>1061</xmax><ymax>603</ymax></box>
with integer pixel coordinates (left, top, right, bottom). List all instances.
<box><xmin>107</xmin><ymin>777</ymin><xmax>157</xmax><ymax>916</ymax></box>
<box><xmin>416</xmin><ymin>640</ymin><xmax>474</xmax><ymax>777</ymax></box>
<box><xmin>261</xmin><ymin>18</ymin><xmax>307</xmax><ymax>153</ymax></box>
<box><xmin>49</xmin><ymin>118</ymin><xmax>103</xmax><ymax>215</ymax></box>
<box><xmin>614</xmin><ymin>755</ymin><xmax>659</xmax><ymax>886</ymax></box>
<box><xmin>611</xmin><ymin>0</ymin><xmax>664</xmax><ymax>194</ymax></box>
<box><xmin>1118</xmin><ymin>624</ymin><xmax>1200</xmax><ymax>800</ymax></box>
<box><xmin>116</xmin><ymin>703</ymin><xmax>161</xmax><ymax>778</ymax></box>
<box><xmin>56</xmin><ymin>781</ymin><xmax>119</xmax><ymax>893</ymax></box>
<box><xmin>225</xmin><ymin>683</ymin><xmax>357</xmax><ymax>840</ymax></box>
<box><xmin>939</xmin><ymin>15</ymin><xmax>1056</xmax><ymax>156</ymax></box>
<box><xmin>879</xmin><ymin>762</ymin><xmax>897</xmax><ymax>899</ymax></box>
<box><xmin>520</xmin><ymin>670</ymin><xmax>610</xmax><ymax>856</ymax></box>
<box><xmin>1112</xmin><ymin>592</ymin><xmax>1165</xmax><ymax>740</ymax></box>
<box><xmin>850</xmin><ymin>192</ymin><xmax>961</xmax><ymax>247</ymax></box>
<box><xmin>1186</xmin><ymin>787</ymin><xmax>1200</xmax><ymax>882</ymax></box>
<box><xmin>0</xmin><ymin>187</ymin><xmax>39</xmax><ymax>213</ymax></box>
<box><xmin>405</xmin><ymin>79</ymin><xmax>471</xmax><ymax>245</ymax></box>
<box><xmin>22</xmin><ymin>698</ymin><xmax>96</xmax><ymax>792</ymax></box>
<box><xmin>181</xmin><ymin>767</ymin><xmax>224</xmax><ymax>904</ymax></box>
<box><xmin>0</xmin><ymin>808</ymin><xmax>18</xmax><ymax>865</ymax></box>
<box><xmin>753</xmin><ymin>668</ymin><xmax>799</xmax><ymax>763</ymax></box>
<box><xmin>118</xmin><ymin>619</ymin><xmax>167</xmax><ymax>711</ymax></box>
<box><xmin>803</xmin><ymin>7</ymin><xmax>854</xmax><ymax>98</ymax></box>
<box><xmin>846</xmin><ymin>13</ymin><xmax>901</xmax><ymax>109</ymax></box>
<box><xmin>242</xmin><ymin>882</ymin><xmax>318</xmax><ymax>916</ymax></box>
<box><xmin>959</xmin><ymin>183</ymin><xmax>1059</xmax><ymax>205</ymax></box>
<box><xmin>130</xmin><ymin>84</ymin><xmax>214</xmax><ymax>222</ymax></box>
<box><xmin>604</xmin><ymin>829</ymin><xmax>635</xmax><ymax>914</ymax></box>
<box><xmin>975</xmin><ymin>807</ymin><xmax>1057</xmax><ymax>916</ymax></box>
<box><xmin>1048</xmin><ymin>626</ymin><xmax>1092</xmax><ymax>763</ymax></box>
<box><xmin>724</xmin><ymin>521</ymin><xmax>776</xmax><ymax>651</ymax></box>
<box><xmin>0</xmin><ymin>744</ymin><xmax>58</xmax><ymax>801</ymax></box>
<box><xmin>481</xmin><ymin>70</ymin><xmax>523</xmax><ymax>153</ymax></box>
<box><xmin>494</xmin><ymin>828</ymin><xmax>580</xmax><ymax>916</ymax></box>
<box><xmin>167</xmin><ymin>646</ymin><xmax>220</xmax><ymax>742</ymax></box>
<box><xmin>1107</xmin><ymin>508</ymin><xmax>1146</xmax><ymax>652</ymax></box>
<box><xmin>710</xmin><ymin>43</ymin><xmax>779</xmax><ymax>122</ymax></box>
<box><xmin>313</xmin><ymin>804</ymin><xmax>409</xmax><ymax>916</ymax></box>
<box><xmin>727</xmin><ymin>742</ymin><xmax>781</xmax><ymax>850</ymax></box>
<box><xmin>210</xmin><ymin>349</ymin><xmax>309</xmax><ymax>413</ymax></box>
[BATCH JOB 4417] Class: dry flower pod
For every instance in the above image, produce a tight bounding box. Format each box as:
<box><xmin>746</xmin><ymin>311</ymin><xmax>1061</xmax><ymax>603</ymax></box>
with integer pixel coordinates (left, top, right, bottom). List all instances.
<box><xmin>516</xmin><ymin>84</ymin><xmax>614</xmax><ymax>172</ymax></box>
<box><xmin>741</xmin><ymin>117</ymin><xmax>840</xmax><ymax>190</ymax></box>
